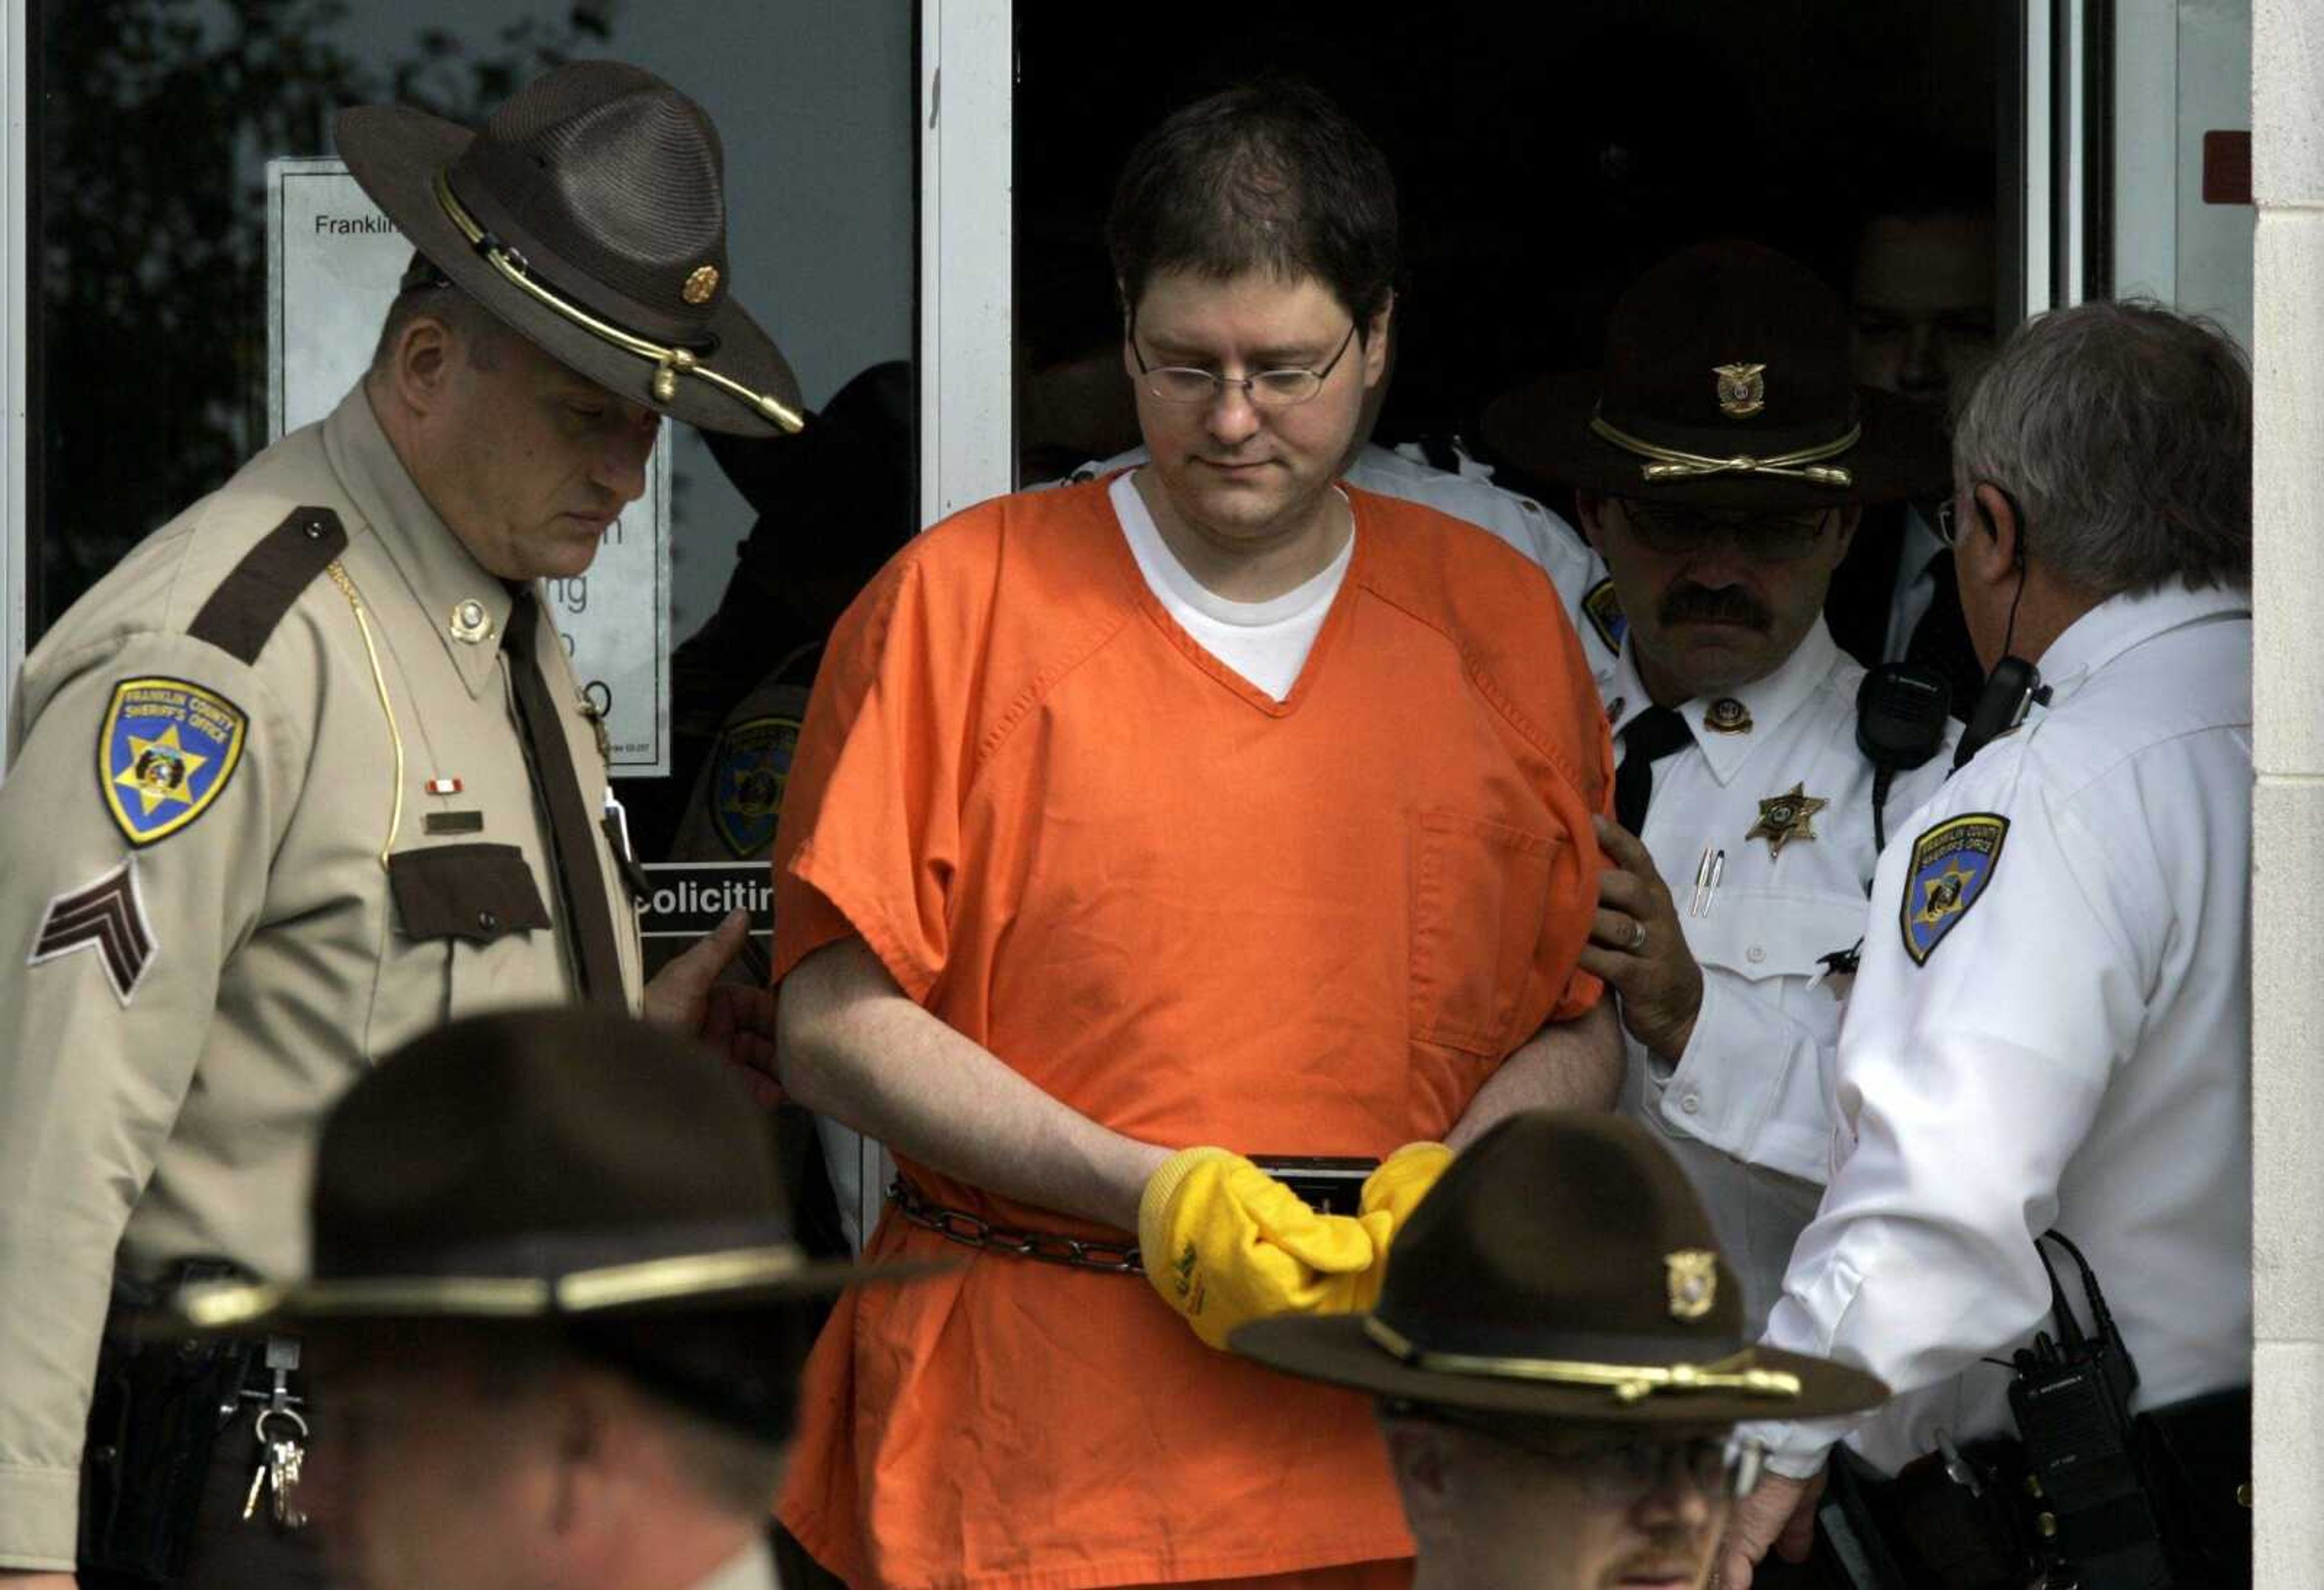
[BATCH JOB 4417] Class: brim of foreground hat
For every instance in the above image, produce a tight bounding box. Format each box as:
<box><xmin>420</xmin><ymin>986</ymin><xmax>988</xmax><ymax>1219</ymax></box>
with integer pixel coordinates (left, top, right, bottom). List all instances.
<box><xmin>337</xmin><ymin>103</ymin><xmax>802</xmax><ymax>439</ymax></box>
<box><xmin>1483</xmin><ymin>370</ymin><xmax>1951</xmax><ymax>510</ymax></box>
<box><xmin>156</xmin><ymin>1243</ymin><xmax>948</xmax><ymax>1338</ymax></box>
<box><xmin>1232</xmin><ymin>1312</ymin><xmax>1890</xmax><ymax>1427</ymax></box>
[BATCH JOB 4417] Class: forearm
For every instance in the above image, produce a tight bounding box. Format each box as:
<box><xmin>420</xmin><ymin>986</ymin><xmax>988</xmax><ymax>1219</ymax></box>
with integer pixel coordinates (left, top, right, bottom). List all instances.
<box><xmin>1446</xmin><ymin>998</ymin><xmax>1622</xmax><ymax>1148</ymax></box>
<box><xmin>777</xmin><ymin>937</ymin><xmax>1170</xmax><ymax>1230</ymax></box>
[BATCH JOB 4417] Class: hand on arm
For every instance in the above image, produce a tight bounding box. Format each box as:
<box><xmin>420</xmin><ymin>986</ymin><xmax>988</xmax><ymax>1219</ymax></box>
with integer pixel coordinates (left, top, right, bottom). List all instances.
<box><xmin>1718</xmin><ymin>1468</ymin><xmax>1824</xmax><ymax>1590</ymax></box>
<box><xmin>776</xmin><ymin>937</ymin><xmax>1170</xmax><ymax>1231</ymax></box>
<box><xmin>1576</xmin><ymin>813</ymin><xmax>1703</xmax><ymax>1062</ymax></box>
<box><xmin>643</xmin><ymin>909</ymin><xmax>782</xmax><ymax>1102</ymax></box>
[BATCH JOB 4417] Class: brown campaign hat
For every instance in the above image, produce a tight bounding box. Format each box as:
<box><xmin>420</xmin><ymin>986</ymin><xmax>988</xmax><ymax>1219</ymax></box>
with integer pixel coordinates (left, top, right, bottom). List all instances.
<box><xmin>337</xmin><ymin>61</ymin><xmax>804</xmax><ymax>437</ymax></box>
<box><xmin>1232</xmin><ymin>1111</ymin><xmax>1888</xmax><ymax>1428</ymax></box>
<box><xmin>1484</xmin><ymin>240</ymin><xmax>1949</xmax><ymax>509</ymax></box>
<box><xmin>174</xmin><ymin>1007</ymin><xmax>936</xmax><ymax>1335</ymax></box>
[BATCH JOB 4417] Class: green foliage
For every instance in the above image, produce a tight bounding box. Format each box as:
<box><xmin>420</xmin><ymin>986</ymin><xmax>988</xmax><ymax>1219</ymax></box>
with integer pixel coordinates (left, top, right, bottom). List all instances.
<box><xmin>35</xmin><ymin>0</ymin><xmax>619</xmax><ymax>629</ymax></box>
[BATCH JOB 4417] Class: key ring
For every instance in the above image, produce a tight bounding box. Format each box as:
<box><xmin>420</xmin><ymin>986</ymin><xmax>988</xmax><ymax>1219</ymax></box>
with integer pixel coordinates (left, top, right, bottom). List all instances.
<box><xmin>254</xmin><ymin>1405</ymin><xmax>309</xmax><ymax>1444</ymax></box>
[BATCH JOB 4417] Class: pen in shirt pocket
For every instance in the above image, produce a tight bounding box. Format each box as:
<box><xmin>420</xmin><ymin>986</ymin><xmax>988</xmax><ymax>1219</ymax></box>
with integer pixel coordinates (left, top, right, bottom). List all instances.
<box><xmin>1688</xmin><ymin>846</ymin><xmax>1725</xmax><ymax>918</ymax></box>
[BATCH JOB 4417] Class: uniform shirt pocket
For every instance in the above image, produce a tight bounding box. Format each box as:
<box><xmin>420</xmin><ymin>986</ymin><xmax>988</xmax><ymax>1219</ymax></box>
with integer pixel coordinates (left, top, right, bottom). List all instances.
<box><xmin>387</xmin><ymin>843</ymin><xmax>553</xmax><ymax>944</ymax></box>
<box><xmin>1670</xmin><ymin>888</ymin><xmax>1874</xmax><ymax>1179</ymax></box>
<box><xmin>1410</xmin><ymin>808</ymin><xmax>1566</xmax><ymax>1058</ymax></box>
<box><xmin>1685</xmin><ymin>888</ymin><xmax>1869</xmax><ymax>991</ymax></box>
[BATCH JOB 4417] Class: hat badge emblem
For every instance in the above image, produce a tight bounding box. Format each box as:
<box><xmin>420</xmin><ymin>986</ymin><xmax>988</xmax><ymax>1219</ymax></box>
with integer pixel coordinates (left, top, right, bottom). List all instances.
<box><xmin>1666</xmin><ymin>1249</ymin><xmax>1719</xmax><ymax>1321</ymax></box>
<box><xmin>1713</xmin><ymin>362</ymin><xmax>1767</xmax><ymax>419</ymax></box>
<box><xmin>683</xmin><ymin>264</ymin><xmax>720</xmax><ymax>305</ymax></box>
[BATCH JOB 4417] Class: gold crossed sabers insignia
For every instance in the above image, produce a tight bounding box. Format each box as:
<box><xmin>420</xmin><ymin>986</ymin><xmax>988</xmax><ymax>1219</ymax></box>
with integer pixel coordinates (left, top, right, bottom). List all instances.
<box><xmin>1591</xmin><ymin>410</ymin><xmax>1857</xmax><ymax>488</ymax></box>
<box><xmin>1364</xmin><ymin>1318</ymin><xmax>1802</xmax><ymax>1405</ymax></box>
<box><xmin>432</xmin><ymin>171</ymin><xmax>804</xmax><ymax>434</ymax></box>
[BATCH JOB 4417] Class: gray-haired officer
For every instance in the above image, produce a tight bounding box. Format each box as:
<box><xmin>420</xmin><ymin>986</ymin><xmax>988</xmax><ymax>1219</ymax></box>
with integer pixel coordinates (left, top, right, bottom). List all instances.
<box><xmin>0</xmin><ymin>64</ymin><xmax>793</xmax><ymax>1588</ymax></box>
<box><xmin>1482</xmin><ymin>241</ymin><xmax>1957</xmax><ymax>1337</ymax></box>
<box><xmin>1233</xmin><ymin>1111</ymin><xmax>1889</xmax><ymax>1590</ymax></box>
<box><xmin>1724</xmin><ymin>301</ymin><xmax>2254</xmax><ymax>1586</ymax></box>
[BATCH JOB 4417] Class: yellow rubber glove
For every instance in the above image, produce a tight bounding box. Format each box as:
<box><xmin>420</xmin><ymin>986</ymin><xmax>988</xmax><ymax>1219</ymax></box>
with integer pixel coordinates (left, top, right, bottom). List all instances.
<box><xmin>1350</xmin><ymin>1142</ymin><xmax>1454</xmax><ymax>1310</ymax></box>
<box><xmin>1139</xmin><ymin>1147</ymin><xmax>1382</xmax><ymax>1350</ymax></box>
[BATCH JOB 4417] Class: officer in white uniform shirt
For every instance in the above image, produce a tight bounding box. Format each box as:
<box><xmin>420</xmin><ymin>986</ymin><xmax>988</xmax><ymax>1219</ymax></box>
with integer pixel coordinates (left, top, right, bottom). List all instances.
<box><xmin>1482</xmin><ymin>241</ymin><xmax>1956</xmax><ymax>1335</ymax></box>
<box><xmin>1722</xmin><ymin>301</ymin><xmax>2254</xmax><ymax>1589</ymax></box>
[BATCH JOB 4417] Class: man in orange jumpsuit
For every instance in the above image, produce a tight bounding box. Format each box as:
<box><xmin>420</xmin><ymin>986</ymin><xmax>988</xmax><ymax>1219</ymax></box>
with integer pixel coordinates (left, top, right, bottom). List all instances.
<box><xmin>768</xmin><ymin>82</ymin><xmax>1622</xmax><ymax>1590</ymax></box>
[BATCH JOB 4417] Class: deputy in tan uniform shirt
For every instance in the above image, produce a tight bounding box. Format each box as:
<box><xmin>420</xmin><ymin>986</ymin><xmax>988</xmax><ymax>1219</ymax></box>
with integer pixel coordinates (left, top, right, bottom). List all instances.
<box><xmin>0</xmin><ymin>63</ymin><xmax>802</xmax><ymax>1587</ymax></box>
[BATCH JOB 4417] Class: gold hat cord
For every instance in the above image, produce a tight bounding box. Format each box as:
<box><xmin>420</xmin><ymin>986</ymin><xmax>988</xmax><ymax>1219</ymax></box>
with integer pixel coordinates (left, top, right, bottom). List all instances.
<box><xmin>175</xmin><ymin>1245</ymin><xmax>815</xmax><ymax>1329</ymax></box>
<box><xmin>1364</xmin><ymin>1315</ymin><xmax>1804</xmax><ymax>1405</ymax></box>
<box><xmin>323</xmin><ymin>562</ymin><xmax>404</xmax><ymax>869</ymax></box>
<box><xmin>1590</xmin><ymin>411</ymin><xmax>1859</xmax><ymax>488</ymax></box>
<box><xmin>431</xmin><ymin>170</ymin><xmax>804</xmax><ymax>434</ymax></box>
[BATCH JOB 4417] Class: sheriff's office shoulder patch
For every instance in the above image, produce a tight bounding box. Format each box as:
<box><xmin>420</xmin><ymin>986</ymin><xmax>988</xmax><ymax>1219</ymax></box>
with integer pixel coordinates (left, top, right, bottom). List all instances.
<box><xmin>1581</xmin><ymin>578</ymin><xmax>1629</xmax><ymax>655</ymax></box>
<box><xmin>709</xmin><ymin>713</ymin><xmax>804</xmax><ymax>860</ymax></box>
<box><xmin>98</xmin><ymin>677</ymin><xmax>250</xmax><ymax>848</ymax></box>
<box><xmin>1900</xmin><ymin>813</ymin><xmax>2011</xmax><ymax>966</ymax></box>
<box><xmin>30</xmin><ymin>857</ymin><xmax>157</xmax><ymax>1006</ymax></box>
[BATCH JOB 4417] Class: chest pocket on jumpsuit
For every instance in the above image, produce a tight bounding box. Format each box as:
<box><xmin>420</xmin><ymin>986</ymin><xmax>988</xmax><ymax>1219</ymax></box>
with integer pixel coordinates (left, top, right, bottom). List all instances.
<box><xmin>1408</xmin><ymin>808</ymin><xmax>1570</xmax><ymax>1061</ymax></box>
<box><xmin>386</xmin><ymin>843</ymin><xmax>556</xmax><ymax>1021</ymax></box>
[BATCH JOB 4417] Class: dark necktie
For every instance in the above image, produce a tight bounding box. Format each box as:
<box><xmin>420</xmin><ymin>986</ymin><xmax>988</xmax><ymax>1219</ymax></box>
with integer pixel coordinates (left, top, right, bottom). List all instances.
<box><xmin>1905</xmin><ymin>551</ymin><xmax>1984</xmax><ymax>717</ymax></box>
<box><xmin>1613</xmin><ymin>706</ymin><xmax>1693</xmax><ymax>834</ymax></box>
<box><xmin>504</xmin><ymin>596</ymin><xmax>628</xmax><ymax>1007</ymax></box>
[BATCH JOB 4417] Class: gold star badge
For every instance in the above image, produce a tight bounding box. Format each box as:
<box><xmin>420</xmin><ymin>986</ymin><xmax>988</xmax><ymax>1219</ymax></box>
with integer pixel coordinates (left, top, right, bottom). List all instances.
<box><xmin>112</xmin><ymin>724</ymin><xmax>209</xmax><ymax>817</ymax></box>
<box><xmin>1747</xmin><ymin>782</ymin><xmax>1828</xmax><ymax>859</ymax></box>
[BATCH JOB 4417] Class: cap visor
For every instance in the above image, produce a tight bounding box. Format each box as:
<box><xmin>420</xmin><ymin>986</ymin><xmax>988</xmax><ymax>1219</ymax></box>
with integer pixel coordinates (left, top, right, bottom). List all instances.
<box><xmin>1230</xmin><ymin>1313</ymin><xmax>1890</xmax><ymax>1426</ymax></box>
<box><xmin>146</xmin><ymin>1245</ymin><xmax>948</xmax><ymax>1339</ymax></box>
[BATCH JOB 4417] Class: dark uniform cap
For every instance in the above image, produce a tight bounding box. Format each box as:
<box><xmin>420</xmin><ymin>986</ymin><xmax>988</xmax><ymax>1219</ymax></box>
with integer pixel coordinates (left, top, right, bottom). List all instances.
<box><xmin>337</xmin><ymin>60</ymin><xmax>804</xmax><ymax>437</ymax></box>
<box><xmin>175</xmin><ymin>1007</ymin><xmax>933</xmax><ymax>1333</ymax></box>
<box><xmin>1233</xmin><ymin>1111</ymin><xmax>1888</xmax><ymax>1427</ymax></box>
<box><xmin>1484</xmin><ymin>240</ymin><xmax>1949</xmax><ymax>509</ymax></box>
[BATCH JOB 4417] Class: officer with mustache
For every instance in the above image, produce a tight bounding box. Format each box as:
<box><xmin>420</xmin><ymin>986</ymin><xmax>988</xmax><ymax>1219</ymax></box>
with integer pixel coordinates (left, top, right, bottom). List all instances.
<box><xmin>1484</xmin><ymin>241</ymin><xmax>1958</xmax><ymax>1340</ymax></box>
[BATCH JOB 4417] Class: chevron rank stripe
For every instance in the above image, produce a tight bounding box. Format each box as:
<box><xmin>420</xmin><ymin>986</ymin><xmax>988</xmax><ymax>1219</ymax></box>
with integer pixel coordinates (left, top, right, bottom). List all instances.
<box><xmin>30</xmin><ymin>857</ymin><xmax>157</xmax><ymax>1006</ymax></box>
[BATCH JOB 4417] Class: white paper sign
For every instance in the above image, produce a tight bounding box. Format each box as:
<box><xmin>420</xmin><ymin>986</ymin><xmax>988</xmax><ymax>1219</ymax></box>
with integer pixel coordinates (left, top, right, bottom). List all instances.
<box><xmin>266</xmin><ymin>157</ymin><xmax>670</xmax><ymax>773</ymax></box>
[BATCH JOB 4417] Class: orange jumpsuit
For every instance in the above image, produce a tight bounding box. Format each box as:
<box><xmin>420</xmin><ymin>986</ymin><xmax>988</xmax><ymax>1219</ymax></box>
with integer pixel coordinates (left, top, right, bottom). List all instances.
<box><xmin>771</xmin><ymin>479</ymin><xmax>1612</xmax><ymax>1589</ymax></box>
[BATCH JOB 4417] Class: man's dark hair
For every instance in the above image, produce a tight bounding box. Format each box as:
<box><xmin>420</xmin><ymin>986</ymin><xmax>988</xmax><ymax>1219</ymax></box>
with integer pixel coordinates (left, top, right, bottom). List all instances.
<box><xmin>1105</xmin><ymin>78</ymin><xmax>1399</xmax><ymax>335</ymax></box>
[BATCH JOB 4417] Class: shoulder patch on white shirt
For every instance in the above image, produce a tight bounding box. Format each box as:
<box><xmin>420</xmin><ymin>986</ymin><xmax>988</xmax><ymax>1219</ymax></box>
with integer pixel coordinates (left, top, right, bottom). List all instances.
<box><xmin>1582</xmin><ymin>578</ymin><xmax>1628</xmax><ymax>654</ymax></box>
<box><xmin>1900</xmin><ymin>813</ymin><xmax>2010</xmax><ymax>966</ymax></box>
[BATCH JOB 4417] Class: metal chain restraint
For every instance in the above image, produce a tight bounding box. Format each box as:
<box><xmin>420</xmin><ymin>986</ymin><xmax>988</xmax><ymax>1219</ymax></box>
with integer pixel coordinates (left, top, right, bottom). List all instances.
<box><xmin>888</xmin><ymin>1178</ymin><xmax>1142</xmax><ymax>1276</ymax></box>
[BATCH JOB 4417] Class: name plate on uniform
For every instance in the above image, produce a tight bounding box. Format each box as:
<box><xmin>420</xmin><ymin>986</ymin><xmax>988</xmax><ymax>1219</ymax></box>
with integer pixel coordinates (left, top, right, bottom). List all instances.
<box><xmin>266</xmin><ymin>157</ymin><xmax>672</xmax><ymax>775</ymax></box>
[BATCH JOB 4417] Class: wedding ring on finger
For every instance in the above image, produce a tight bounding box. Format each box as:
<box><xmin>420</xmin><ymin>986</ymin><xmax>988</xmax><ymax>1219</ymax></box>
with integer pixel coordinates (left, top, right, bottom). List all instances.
<box><xmin>1628</xmin><ymin>918</ymin><xmax>1649</xmax><ymax>952</ymax></box>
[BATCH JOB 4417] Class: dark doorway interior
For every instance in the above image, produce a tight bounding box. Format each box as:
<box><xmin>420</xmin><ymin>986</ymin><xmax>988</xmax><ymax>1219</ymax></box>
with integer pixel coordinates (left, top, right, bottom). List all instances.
<box><xmin>1013</xmin><ymin>2</ymin><xmax>2004</xmax><ymax>500</ymax></box>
